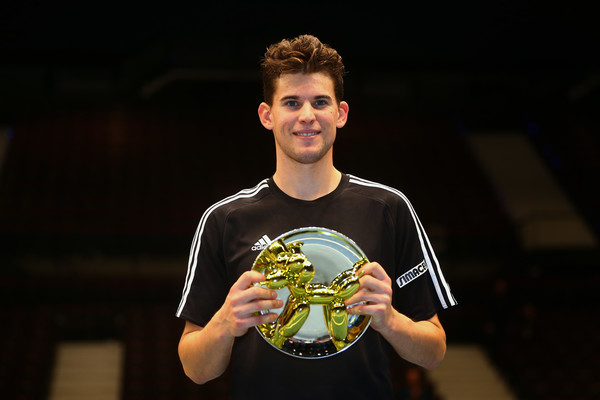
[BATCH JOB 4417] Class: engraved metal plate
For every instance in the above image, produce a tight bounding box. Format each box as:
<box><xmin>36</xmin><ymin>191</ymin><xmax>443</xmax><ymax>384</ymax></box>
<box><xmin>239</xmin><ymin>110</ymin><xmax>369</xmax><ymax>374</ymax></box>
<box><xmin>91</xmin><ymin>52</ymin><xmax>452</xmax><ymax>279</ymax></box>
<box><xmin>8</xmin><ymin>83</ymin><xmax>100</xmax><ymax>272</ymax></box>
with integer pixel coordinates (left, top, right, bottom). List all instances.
<box><xmin>251</xmin><ymin>227</ymin><xmax>370</xmax><ymax>358</ymax></box>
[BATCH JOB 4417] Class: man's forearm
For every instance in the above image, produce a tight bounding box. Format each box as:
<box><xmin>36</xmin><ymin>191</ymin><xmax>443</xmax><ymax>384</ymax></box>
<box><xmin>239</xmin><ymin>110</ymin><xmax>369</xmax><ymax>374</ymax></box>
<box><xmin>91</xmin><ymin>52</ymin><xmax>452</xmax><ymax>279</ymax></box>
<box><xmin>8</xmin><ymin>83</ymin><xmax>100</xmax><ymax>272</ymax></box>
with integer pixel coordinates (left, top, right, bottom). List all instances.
<box><xmin>378</xmin><ymin>312</ymin><xmax>446</xmax><ymax>370</ymax></box>
<box><xmin>178</xmin><ymin>320</ymin><xmax>235</xmax><ymax>384</ymax></box>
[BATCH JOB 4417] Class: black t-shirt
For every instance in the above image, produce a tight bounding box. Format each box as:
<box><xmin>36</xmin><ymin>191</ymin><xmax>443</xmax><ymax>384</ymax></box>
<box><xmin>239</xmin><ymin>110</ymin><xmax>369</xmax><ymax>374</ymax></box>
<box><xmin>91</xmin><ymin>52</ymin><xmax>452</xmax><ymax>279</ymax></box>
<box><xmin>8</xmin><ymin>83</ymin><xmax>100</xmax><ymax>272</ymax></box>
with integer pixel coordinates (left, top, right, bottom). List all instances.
<box><xmin>177</xmin><ymin>174</ymin><xmax>457</xmax><ymax>399</ymax></box>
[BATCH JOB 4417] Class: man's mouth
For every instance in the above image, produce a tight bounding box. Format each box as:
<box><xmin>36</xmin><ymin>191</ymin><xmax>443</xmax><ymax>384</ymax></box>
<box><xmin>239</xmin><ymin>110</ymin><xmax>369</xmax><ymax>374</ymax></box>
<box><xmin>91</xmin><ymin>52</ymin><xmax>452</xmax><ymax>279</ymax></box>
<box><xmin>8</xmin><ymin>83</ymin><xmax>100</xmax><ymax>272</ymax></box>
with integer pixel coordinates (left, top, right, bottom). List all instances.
<box><xmin>294</xmin><ymin>130</ymin><xmax>319</xmax><ymax>137</ymax></box>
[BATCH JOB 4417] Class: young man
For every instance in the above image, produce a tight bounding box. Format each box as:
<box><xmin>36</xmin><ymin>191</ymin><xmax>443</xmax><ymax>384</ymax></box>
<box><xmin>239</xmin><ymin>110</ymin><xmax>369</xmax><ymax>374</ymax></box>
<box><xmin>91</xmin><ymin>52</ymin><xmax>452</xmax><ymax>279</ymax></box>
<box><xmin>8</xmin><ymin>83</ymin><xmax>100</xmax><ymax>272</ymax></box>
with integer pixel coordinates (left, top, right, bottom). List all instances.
<box><xmin>176</xmin><ymin>34</ymin><xmax>457</xmax><ymax>399</ymax></box>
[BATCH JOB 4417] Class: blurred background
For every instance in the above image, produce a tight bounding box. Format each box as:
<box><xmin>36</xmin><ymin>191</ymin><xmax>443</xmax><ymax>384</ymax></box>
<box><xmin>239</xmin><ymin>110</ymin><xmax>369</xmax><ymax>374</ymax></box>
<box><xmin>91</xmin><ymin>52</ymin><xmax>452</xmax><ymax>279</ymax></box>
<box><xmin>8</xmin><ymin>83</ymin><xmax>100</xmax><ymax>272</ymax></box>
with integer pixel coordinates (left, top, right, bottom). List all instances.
<box><xmin>1</xmin><ymin>2</ymin><xmax>599</xmax><ymax>399</ymax></box>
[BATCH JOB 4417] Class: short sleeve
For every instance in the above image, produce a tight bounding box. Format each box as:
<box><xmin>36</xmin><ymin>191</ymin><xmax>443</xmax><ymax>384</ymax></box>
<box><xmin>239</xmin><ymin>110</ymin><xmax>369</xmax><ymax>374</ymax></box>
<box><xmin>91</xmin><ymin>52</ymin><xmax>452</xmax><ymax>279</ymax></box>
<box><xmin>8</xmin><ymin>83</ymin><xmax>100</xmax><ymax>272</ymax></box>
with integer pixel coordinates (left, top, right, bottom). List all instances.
<box><xmin>392</xmin><ymin>195</ymin><xmax>457</xmax><ymax>321</ymax></box>
<box><xmin>176</xmin><ymin>210</ymin><xmax>229</xmax><ymax>326</ymax></box>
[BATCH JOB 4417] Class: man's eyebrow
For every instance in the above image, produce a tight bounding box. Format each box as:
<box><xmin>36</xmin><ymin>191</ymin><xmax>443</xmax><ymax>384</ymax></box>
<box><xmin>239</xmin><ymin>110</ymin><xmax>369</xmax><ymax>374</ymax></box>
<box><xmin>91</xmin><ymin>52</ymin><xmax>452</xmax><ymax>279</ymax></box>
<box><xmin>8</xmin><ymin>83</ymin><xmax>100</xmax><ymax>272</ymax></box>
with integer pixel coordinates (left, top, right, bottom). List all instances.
<box><xmin>279</xmin><ymin>95</ymin><xmax>333</xmax><ymax>102</ymax></box>
<box><xmin>279</xmin><ymin>95</ymin><xmax>300</xmax><ymax>102</ymax></box>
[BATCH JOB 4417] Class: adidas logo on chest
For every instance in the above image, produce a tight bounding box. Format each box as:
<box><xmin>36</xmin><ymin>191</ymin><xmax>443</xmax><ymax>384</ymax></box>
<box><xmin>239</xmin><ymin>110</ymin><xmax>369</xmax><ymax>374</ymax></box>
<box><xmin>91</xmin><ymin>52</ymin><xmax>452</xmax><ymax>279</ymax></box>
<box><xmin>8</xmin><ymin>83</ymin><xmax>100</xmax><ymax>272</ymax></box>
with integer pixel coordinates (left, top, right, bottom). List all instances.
<box><xmin>251</xmin><ymin>234</ymin><xmax>272</xmax><ymax>251</ymax></box>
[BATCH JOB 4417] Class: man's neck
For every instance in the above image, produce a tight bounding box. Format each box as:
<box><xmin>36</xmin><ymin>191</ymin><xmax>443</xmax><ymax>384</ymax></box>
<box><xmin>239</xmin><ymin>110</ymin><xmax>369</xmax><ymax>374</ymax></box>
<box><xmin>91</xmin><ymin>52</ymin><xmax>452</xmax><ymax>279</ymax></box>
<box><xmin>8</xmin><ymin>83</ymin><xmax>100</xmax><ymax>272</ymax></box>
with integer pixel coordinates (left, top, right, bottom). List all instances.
<box><xmin>273</xmin><ymin>164</ymin><xmax>342</xmax><ymax>201</ymax></box>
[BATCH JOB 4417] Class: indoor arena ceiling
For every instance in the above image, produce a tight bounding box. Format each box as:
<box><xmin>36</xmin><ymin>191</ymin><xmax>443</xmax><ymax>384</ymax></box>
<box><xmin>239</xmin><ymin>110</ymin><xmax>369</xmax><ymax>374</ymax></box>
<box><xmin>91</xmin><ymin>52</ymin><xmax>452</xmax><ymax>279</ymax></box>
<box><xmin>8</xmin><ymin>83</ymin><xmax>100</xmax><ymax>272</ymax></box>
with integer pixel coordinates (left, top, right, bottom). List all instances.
<box><xmin>1</xmin><ymin>2</ymin><xmax>598</xmax><ymax>114</ymax></box>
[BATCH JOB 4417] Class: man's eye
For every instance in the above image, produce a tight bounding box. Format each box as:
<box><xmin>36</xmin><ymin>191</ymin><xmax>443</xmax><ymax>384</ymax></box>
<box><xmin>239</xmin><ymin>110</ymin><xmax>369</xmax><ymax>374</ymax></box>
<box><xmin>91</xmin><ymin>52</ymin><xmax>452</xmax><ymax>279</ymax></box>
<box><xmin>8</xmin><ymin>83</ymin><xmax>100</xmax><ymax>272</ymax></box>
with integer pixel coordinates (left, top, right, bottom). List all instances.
<box><xmin>285</xmin><ymin>100</ymin><xmax>299</xmax><ymax>107</ymax></box>
<box><xmin>314</xmin><ymin>100</ymin><xmax>328</xmax><ymax>107</ymax></box>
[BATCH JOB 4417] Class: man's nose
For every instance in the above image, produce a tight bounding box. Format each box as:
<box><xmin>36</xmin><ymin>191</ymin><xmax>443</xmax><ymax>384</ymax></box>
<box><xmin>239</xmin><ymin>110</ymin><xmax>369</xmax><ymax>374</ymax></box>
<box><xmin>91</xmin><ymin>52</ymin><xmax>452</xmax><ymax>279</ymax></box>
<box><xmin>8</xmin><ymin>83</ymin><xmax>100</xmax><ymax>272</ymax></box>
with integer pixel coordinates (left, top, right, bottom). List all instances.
<box><xmin>298</xmin><ymin>103</ymin><xmax>316</xmax><ymax>123</ymax></box>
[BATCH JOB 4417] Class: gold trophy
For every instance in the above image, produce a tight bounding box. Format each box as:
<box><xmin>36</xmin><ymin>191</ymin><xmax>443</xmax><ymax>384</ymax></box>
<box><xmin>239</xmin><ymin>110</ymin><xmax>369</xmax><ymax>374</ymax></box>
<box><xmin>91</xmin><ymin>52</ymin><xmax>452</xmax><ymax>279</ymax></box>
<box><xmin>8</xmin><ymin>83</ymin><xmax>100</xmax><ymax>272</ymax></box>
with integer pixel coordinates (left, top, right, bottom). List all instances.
<box><xmin>251</xmin><ymin>228</ymin><xmax>371</xmax><ymax>358</ymax></box>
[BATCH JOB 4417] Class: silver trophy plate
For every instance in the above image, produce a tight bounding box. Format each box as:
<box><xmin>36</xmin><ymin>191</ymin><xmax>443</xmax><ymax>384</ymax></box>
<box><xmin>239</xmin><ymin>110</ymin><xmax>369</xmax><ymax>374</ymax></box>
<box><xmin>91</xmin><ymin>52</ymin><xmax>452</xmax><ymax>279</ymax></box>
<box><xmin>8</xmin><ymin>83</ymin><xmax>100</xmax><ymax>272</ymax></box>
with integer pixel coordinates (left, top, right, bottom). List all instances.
<box><xmin>251</xmin><ymin>227</ymin><xmax>371</xmax><ymax>358</ymax></box>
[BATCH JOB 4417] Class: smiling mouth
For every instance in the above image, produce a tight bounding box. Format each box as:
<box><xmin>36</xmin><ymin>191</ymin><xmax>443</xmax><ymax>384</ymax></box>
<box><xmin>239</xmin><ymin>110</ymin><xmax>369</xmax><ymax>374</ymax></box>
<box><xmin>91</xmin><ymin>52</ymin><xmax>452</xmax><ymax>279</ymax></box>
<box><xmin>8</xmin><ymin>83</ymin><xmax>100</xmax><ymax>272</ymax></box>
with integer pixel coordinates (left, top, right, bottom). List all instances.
<box><xmin>294</xmin><ymin>131</ymin><xmax>319</xmax><ymax>137</ymax></box>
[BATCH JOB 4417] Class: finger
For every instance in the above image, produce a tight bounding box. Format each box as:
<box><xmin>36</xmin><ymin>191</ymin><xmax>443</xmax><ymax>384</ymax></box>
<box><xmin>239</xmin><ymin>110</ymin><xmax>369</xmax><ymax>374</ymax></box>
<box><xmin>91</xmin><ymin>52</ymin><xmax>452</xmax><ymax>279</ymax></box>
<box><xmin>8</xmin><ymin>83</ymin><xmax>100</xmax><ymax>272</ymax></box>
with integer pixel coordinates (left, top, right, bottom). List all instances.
<box><xmin>247</xmin><ymin>312</ymin><xmax>279</xmax><ymax>326</ymax></box>
<box><xmin>233</xmin><ymin>270</ymin><xmax>267</xmax><ymax>290</ymax></box>
<box><xmin>230</xmin><ymin>285</ymin><xmax>279</xmax><ymax>311</ymax></box>
<box><xmin>230</xmin><ymin>271</ymin><xmax>277</xmax><ymax>301</ymax></box>
<box><xmin>227</xmin><ymin>311</ymin><xmax>280</xmax><ymax>336</ymax></box>
<box><xmin>235</xmin><ymin>298</ymin><xmax>284</xmax><ymax>317</ymax></box>
<box><xmin>358</xmin><ymin>262</ymin><xmax>391</xmax><ymax>283</ymax></box>
<box><xmin>345</xmin><ymin>290</ymin><xmax>387</xmax><ymax>307</ymax></box>
<box><xmin>356</xmin><ymin>274</ymin><xmax>393</xmax><ymax>296</ymax></box>
<box><xmin>346</xmin><ymin>302</ymin><xmax>389</xmax><ymax>323</ymax></box>
<box><xmin>346</xmin><ymin>292</ymin><xmax>393</xmax><ymax>332</ymax></box>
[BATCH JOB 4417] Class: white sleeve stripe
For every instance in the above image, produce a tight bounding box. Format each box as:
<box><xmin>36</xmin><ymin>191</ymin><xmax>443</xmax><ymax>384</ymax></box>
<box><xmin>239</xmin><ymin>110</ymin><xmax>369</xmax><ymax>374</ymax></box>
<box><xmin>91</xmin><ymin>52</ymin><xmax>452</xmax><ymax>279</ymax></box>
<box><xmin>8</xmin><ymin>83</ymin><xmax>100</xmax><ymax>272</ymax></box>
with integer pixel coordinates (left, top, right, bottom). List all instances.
<box><xmin>176</xmin><ymin>180</ymin><xmax>270</xmax><ymax>317</ymax></box>
<box><xmin>348</xmin><ymin>175</ymin><xmax>457</xmax><ymax>309</ymax></box>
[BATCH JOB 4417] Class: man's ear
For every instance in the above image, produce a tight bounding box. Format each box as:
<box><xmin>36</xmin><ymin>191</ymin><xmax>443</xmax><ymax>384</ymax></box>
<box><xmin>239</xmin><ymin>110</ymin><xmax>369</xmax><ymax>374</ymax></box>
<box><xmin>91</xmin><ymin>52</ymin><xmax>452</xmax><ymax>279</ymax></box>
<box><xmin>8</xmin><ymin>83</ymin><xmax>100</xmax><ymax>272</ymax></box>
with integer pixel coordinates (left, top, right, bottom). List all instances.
<box><xmin>336</xmin><ymin>101</ymin><xmax>349</xmax><ymax>128</ymax></box>
<box><xmin>258</xmin><ymin>102</ymin><xmax>273</xmax><ymax>130</ymax></box>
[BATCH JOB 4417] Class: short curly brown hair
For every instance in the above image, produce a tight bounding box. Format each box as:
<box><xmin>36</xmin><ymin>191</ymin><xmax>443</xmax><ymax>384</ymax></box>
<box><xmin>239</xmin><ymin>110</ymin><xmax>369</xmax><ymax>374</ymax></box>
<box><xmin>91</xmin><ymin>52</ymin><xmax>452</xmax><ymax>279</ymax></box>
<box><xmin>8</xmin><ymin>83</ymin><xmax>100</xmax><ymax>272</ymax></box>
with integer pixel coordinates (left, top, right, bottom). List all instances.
<box><xmin>260</xmin><ymin>34</ymin><xmax>346</xmax><ymax>105</ymax></box>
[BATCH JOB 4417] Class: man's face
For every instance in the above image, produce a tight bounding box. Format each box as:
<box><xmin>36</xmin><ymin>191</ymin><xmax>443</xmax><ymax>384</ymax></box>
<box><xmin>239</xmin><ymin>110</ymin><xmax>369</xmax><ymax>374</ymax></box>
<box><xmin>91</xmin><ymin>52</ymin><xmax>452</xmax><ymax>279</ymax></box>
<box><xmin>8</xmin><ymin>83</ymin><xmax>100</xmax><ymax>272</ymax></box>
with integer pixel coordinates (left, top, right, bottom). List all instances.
<box><xmin>258</xmin><ymin>72</ymin><xmax>348</xmax><ymax>166</ymax></box>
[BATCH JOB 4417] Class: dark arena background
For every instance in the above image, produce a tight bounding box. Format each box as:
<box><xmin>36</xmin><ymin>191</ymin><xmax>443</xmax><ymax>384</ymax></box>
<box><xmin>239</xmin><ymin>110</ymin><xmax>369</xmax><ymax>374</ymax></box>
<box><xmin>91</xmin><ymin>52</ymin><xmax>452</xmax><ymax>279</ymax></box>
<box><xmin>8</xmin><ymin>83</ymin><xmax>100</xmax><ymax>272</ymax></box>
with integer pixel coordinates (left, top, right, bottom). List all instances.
<box><xmin>1</xmin><ymin>3</ymin><xmax>599</xmax><ymax>399</ymax></box>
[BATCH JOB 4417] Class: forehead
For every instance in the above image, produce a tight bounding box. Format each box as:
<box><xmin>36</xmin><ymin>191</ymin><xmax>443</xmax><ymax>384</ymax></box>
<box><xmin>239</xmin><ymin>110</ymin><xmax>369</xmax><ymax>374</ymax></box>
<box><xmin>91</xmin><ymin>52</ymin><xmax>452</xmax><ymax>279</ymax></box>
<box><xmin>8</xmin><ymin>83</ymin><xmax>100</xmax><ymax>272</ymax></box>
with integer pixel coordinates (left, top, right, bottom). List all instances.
<box><xmin>273</xmin><ymin>72</ymin><xmax>335</xmax><ymax>99</ymax></box>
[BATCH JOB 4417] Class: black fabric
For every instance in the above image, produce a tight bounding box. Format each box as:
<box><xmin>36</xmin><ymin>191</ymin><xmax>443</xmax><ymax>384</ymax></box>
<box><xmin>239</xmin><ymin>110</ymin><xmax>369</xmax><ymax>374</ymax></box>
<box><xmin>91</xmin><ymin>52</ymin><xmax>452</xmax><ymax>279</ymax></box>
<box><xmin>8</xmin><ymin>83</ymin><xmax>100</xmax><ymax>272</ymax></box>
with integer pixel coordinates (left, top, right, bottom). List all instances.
<box><xmin>177</xmin><ymin>173</ymin><xmax>456</xmax><ymax>399</ymax></box>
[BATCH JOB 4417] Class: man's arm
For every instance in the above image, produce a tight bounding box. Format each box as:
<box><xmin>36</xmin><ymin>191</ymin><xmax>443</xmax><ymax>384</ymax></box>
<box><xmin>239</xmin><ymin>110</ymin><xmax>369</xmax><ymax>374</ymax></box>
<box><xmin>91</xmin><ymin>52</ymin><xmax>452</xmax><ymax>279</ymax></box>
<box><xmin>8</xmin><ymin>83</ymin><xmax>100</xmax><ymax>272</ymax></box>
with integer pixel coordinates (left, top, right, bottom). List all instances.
<box><xmin>346</xmin><ymin>262</ymin><xmax>446</xmax><ymax>370</ymax></box>
<box><xmin>178</xmin><ymin>321</ymin><xmax>233</xmax><ymax>384</ymax></box>
<box><xmin>178</xmin><ymin>270</ymin><xmax>283</xmax><ymax>384</ymax></box>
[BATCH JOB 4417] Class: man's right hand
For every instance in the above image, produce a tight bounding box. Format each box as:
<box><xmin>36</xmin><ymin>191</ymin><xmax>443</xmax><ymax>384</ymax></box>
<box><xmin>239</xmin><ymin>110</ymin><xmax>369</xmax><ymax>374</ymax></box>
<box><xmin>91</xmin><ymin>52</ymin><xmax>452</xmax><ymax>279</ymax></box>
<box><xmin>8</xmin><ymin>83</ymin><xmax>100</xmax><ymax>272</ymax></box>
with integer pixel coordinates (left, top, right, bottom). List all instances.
<box><xmin>179</xmin><ymin>270</ymin><xmax>284</xmax><ymax>384</ymax></box>
<box><xmin>212</xmin><ymin>270</ymin><xmax>283</xmax><ymax>337</ymax></box>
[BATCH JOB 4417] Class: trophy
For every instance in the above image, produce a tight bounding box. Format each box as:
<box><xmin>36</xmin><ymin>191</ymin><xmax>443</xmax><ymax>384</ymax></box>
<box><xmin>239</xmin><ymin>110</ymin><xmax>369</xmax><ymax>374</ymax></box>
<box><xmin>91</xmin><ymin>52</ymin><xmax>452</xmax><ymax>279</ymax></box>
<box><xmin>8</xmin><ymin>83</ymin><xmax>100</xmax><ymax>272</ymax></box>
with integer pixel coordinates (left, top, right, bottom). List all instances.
<box><xmin>251</xmin><ymin>227</ymin><xmax>371</xmax><ymax>358</ymax></box>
